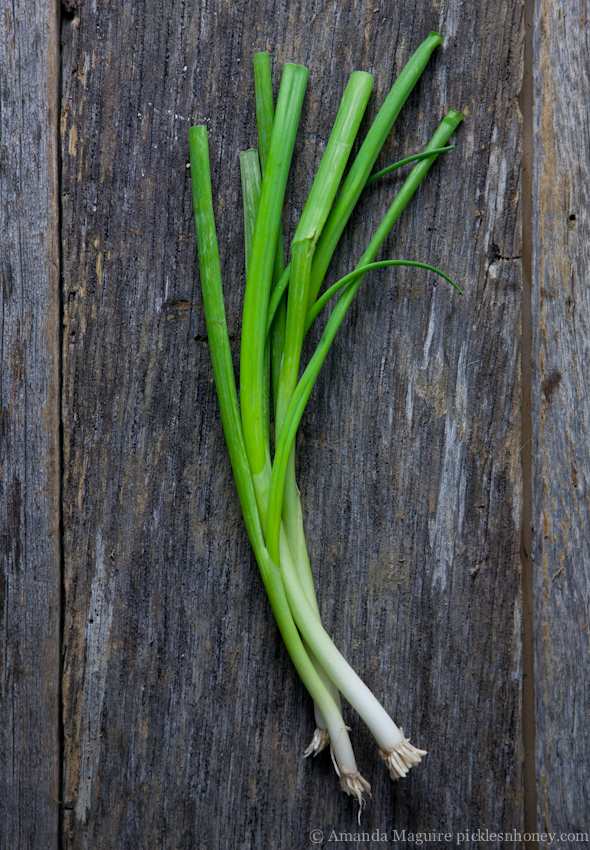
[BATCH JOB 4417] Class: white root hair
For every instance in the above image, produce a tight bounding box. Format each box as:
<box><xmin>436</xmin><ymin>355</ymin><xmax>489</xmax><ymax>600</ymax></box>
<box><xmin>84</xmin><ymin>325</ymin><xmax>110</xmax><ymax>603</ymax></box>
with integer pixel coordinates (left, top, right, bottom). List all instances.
<box><xmin>303</xmin><ymin>727</ymin><xmax>331</xmax><ymax>758</ymax></box>
<box><xmin>379</xmin><ymin>729</ymin><xmax>427</xmax><ymax>780</ymax></box>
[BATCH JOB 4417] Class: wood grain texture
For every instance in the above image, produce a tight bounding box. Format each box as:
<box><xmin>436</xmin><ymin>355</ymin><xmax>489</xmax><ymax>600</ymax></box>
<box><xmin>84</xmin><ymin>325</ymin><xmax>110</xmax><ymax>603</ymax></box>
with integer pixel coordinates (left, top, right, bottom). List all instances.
<box><xmin>61</xmin><ymin>0</ymin><xmax>523</xmax><ymax>846</ymax></box>
<box><xmin>0</xmin><ymin>1</ymin><xmax>61</xmax><ymax>847</ymax></box>
<box><xmin>532</xmin><ymin>0</ymin><xmax>590</xmax><ymax>844</ymax></box>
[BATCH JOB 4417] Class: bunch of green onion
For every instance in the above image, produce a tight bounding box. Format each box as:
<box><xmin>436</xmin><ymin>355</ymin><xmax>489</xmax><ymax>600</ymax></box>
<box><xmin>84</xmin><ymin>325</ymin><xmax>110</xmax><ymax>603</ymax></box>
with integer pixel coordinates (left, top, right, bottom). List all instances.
<box><xmin>189</xmin><ymin>31</ymin><xmax>462</xmax><ymax>816</ymax></box>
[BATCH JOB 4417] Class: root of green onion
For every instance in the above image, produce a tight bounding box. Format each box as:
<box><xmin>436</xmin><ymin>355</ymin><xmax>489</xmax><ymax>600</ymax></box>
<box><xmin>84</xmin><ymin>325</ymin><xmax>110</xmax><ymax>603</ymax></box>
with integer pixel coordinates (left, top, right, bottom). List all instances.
<box><xmin>380</xmin><ymin>737</ymin><xmax>428</xmax><ymax>780</ymax></box>
<box><xmin>304</xmin><ymin>726</ymin><xmax>331</xmax><ymax>758</ymax></box>
<box><xmin>277</xmin><ymin>523</ymin><xmax>420</xmax><ymax>759</ymax></box>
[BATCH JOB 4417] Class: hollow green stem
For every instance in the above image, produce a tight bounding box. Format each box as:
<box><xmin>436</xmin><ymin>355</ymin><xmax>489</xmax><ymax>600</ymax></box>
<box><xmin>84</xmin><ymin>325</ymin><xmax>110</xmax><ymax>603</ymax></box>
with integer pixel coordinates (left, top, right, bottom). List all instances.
<box><xmin>240</xmin><ymin>149</ymin><xmax>273</xmax><ymax>456</ymax></box>
<box><xmin>275</xmin><ymin>70</ymin><xmax>373</xmax><ymax>435</ymax></box>
<box><xmin>240</xmin><ymin>62</ymin><xmax>308</xmax><ymax>479</ymax></box>
<box><xmin>240</xmin><ymin>139</ymin><xmax>344</xmax><ymax>736</ymax></box>
<box><xmin>239</xmin><ymin>149</ymin><xmax>262</xmax><ymax>271</ymax></box>
<box><xmin>254</xmin><ymin>67</ymin><xmax>375</xmax><ymax>751</ymax></box>
<box><xmin>272</xmin><ymin>70</ymin><xmax>373</xmax><ymax>581</ymax></box>
<box><xmin>306</xmin><ymin>31</ymin><xmax>444</xmax><ymax>311</ymax></box>
<box><xmin>254</xmin><ymin>52</ymin><xmax>288</xmax><ymax>408</ymax></box>
<box><xmin>273</xmin><ymin>73</ymin><xmax>374</xmax><ymax>725</ymax></box>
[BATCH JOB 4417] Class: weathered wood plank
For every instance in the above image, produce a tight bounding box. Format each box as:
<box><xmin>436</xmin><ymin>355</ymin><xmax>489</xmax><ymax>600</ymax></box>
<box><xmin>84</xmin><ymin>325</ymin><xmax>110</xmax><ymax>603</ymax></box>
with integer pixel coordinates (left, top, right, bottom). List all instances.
<box><xmin>532</xmin><ymin>0</ymin><xmax>590</xmax><ymax>844</ymax></box>
<box><xmin>61</xmin><ymin>0</ymin><xmax>523</xmax><ymax>846</ymax></box>
<box><xmin>0</xmin><ymin>1</ymin><xmax>61</xmax><ymax>846</ymax></box>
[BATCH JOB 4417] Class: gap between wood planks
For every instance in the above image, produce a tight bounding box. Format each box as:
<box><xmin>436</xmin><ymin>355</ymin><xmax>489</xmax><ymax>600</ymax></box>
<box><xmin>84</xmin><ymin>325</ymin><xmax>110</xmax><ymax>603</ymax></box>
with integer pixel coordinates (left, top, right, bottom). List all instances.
<box><xmin>58</xmin><ymin>4</ymin><xmax>68</xmax><ymax>850</ymax></box>
<box><xmin>518</xmin><ymin>0</ymin><xmax>539</xmax><ymax>846</ymax></box>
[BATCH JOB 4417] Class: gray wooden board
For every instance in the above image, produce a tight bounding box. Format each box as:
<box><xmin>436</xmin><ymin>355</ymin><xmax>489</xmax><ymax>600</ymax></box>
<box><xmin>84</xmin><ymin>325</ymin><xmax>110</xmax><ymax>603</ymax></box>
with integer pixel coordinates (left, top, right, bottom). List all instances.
<box><xmin>0</xmin><ymin>1</ymin><xmax>61</xmax><ymax>847</ymax></box>
<box><xmin>61</xmin><ymin>0</ymin><xmax>523</xmax><ymax>846</ymax></box>
<box><xmin>532</xmin><ymin>0</ymin><xmax>590</xmax><ymax>844</ymax></box>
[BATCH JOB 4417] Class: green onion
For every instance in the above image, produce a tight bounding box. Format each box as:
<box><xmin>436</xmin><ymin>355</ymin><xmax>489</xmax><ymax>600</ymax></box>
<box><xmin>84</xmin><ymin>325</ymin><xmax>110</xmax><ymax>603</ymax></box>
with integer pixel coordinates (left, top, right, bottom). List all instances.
<box><xmin>266</xmin><ymin>109</ymin><xmax>464</xmax><ymax>580</ymax></box>
<box><xmin>239</xmin><ymin>140</ymin><xmax>346</xmax><ymax>764</ymax></box>
<box><xmin>263</xmin><ymin>110</ymin><xmax>462</xmax><ymax>783</ymax></box>
<box><xmin>272</xmin><ymin>71</ymin><xmax>374</xmax><ymax>753</ymax></box>
<box><xmin>190</xmin><ymin>35</ymin><xmax>463</xmax><ymax>816</ymax></box>
<box><xmin>190</xmin><ymin>125</ymin><xmax>369</xmax><ymax>807</ymax></box>
<box><xmin>250</xmin><ymin>53</ymin><xmax>350</xmax><ymax>764</ymax></box>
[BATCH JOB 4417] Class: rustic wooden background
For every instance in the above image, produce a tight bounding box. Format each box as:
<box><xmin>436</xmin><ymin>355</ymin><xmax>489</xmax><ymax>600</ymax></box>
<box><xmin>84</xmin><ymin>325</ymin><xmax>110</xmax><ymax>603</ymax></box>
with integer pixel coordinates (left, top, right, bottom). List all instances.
<box><xmin>1</xmin><ymin>0</ymin><xmax>588</xmax><ymax>848</ymax></box>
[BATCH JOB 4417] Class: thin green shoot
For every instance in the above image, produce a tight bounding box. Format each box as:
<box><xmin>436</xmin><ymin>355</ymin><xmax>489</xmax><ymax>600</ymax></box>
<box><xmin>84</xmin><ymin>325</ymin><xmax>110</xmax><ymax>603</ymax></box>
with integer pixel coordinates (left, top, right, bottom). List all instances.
<box><xmin>365</xmin><ymin>145</ymin><xmax>455</xmax><ymax>186</ymax></box>
<box><xmin>266</xmin><ymin>258</ymin><xmax>461</xmax><ymax>338</ymax></box>
<box><xmin>263</xmin><ymin>145</ymin><xmax>456</xmax><ymax>337</ymax></box>
<box><xmin>305</xmin><ymin>259</ymin><xmax>462</xmax><ymax>334</ymax></box>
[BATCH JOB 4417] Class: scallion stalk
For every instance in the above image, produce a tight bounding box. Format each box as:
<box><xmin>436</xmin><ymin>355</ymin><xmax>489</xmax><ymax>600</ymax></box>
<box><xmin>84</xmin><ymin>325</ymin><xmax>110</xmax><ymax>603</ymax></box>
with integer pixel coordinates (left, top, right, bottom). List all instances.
<box><xmin>239</xmin><ymin>140</ymin><xmax>346</xmax><ymax>764</ymax></box>
<box><xmin>253</xmin><ymin>53</ymin><xmax>288</xmax><ymax>411</ymax></box>
<box><xmin>240</xmin><ymin>62</ymin><xmax>308</xmax><ymax>486</ymax></box>
<box><xmin>267</xmin><ymin>110</ymin><xmax>463</xmax><ymax>583</ymax></box>
<box><xmin>306</xmin><ymin>31</ymin><xmax>444</xmax><ymax>310</ymax></box>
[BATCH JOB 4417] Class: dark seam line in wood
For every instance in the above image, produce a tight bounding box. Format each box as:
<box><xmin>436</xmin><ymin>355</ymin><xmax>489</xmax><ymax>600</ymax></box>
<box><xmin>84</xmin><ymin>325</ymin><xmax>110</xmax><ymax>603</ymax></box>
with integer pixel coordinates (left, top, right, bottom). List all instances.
<box><xmin>57</xmin><ymin>2</ymin><xmax>66</xmax><ymax>848</ymax></box>
<box><xmin>518</xmin><ymin>0</ymin><xmax>539</xmax><ymax>843</ymax></box>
